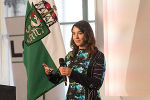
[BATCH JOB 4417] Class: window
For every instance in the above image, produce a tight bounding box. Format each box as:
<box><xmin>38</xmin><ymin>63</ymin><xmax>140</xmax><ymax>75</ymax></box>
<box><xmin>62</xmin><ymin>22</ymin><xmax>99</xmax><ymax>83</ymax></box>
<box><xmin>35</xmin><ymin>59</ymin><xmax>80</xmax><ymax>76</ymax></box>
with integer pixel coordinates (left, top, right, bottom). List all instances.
<box><xmin>4</xmin><ymin>0</ymin><xmax>27</xmax><ymax>17</ymax></box>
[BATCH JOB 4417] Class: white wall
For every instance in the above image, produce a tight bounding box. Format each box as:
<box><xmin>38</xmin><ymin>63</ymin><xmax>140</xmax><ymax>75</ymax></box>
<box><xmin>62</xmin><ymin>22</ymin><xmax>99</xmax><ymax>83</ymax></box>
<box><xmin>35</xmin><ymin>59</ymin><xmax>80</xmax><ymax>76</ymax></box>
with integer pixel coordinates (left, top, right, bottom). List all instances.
<box><xmin>125</xmin><ymin>0</ymin><xmax>150</xmax><ymax>96</ymax></box>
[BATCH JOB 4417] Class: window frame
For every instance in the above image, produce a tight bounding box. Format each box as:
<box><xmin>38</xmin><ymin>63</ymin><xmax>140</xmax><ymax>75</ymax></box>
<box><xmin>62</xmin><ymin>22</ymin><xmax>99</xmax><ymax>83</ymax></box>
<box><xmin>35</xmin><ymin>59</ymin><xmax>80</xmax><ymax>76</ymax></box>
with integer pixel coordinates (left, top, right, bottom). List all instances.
<box><xmin>59</xmin><ymin>0</ymin><xmax>95</xmax><ymax>25</ymax></box>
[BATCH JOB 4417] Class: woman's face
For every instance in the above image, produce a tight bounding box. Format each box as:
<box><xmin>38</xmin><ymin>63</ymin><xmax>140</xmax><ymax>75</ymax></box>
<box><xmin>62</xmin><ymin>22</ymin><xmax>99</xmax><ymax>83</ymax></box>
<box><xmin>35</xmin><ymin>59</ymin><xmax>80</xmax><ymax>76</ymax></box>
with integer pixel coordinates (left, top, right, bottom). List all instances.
<box><xmin>72</xmin><ymin>26</ymin><xmax>86</xmax><ymax>49</ymax></box>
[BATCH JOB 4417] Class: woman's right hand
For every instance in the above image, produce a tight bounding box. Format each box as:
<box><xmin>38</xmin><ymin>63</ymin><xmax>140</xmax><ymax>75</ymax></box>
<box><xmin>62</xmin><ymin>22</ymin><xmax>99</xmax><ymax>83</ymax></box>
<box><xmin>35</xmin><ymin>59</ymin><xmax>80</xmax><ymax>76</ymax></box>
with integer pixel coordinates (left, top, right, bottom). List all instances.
<box><xmin>43</xmin><ymin>64</ymin><xmax>54</xmax><ymax>75</ymax></box>
<box><xmin>59</xmin><ymin>67</ymin><xmax>72</xmax><ymax>76</ymax></box>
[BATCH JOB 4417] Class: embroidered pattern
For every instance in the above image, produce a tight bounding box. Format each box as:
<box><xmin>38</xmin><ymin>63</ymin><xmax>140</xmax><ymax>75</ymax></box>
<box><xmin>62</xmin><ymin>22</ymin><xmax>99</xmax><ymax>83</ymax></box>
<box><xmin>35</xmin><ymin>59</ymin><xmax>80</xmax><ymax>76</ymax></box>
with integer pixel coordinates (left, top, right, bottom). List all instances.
<box><xmin>35</xmin><ymin>0</ymin><xmax>58</xmax><ymax>27</ymax></box>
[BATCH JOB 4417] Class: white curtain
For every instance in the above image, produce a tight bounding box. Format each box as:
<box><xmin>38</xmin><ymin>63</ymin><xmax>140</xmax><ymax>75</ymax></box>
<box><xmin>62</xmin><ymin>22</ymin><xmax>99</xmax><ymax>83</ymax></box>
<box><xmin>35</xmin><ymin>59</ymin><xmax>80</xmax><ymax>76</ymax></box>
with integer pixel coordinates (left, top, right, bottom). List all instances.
<box><xmin>0</xmin><ymin>0</ymin><xmax>14</xmax><ymax>86</ymax></box>
<box><xmin>103</xmin><ymin>0</ymin><xmax>140</xmax><ymax>96</ymax></box>
<box><xmin>95</xmin><ymin>0</ymin><xmax>121</xmax><ymax>100</ymax></box>
<box><xmin>95</xmin><ymin>0</ymin><xmax>150</xmax><ymax>99</ymax></box>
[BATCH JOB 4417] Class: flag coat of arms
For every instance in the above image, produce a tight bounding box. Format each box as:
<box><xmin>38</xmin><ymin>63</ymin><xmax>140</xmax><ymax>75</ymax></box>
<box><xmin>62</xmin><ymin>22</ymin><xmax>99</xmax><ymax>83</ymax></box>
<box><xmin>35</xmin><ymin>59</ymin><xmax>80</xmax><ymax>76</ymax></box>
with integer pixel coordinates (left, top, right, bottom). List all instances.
<box><xmin>24</xmin><ymin>0</ymin><xmax>66</xmax><ymax>100</ymax></box>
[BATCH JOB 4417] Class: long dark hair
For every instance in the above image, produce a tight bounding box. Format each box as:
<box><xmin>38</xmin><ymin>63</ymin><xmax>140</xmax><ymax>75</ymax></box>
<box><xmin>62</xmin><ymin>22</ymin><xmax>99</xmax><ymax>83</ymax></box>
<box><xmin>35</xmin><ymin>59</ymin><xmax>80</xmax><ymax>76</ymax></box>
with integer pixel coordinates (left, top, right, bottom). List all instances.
<box><xmin>70</xmin><ymin>20</ymin><xmax>97</xmax><ymax>57</ymax></box>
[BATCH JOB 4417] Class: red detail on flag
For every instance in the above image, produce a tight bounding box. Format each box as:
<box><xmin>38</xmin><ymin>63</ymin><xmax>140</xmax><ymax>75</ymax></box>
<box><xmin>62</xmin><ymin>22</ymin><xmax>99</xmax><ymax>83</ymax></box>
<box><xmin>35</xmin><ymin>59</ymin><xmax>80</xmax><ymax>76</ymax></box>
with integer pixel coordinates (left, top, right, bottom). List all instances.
<box><xmin>32</xmin><ymin>10</ymin><xmax>35</xmax><ymax>17</ymax></box>
<box><xmin>51</xmin><ymin>13</ymin><xmax>56</xmax><ymax>19</ymax></box>
<box><xmin>44</xmin><ymin>3</ymin><xmax>51</xmax><ymax>10</ymax></box>
<box><xmin>40</xmin><ymin>20</ymin><xmax>43</xmax><ymax>24</ymax></box>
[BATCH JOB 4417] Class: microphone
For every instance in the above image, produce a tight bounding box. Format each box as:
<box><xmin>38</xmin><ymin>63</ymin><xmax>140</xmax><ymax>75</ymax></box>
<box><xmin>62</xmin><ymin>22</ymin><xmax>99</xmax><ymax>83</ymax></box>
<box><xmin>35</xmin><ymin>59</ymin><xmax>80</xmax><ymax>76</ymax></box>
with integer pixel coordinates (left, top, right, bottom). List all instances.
<box><xmin>59</xmin><ymin>58</ymin><xmax>67</xmax><ymax>86</ymax></box>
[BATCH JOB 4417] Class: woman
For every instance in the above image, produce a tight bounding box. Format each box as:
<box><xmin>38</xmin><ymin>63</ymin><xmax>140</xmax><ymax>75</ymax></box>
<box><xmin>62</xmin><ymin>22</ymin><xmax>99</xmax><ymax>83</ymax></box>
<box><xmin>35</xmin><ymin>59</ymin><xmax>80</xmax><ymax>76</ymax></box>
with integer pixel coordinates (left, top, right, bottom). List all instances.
<box><xmin>43</xmin><ymin>20</ymin><xmax>106</xmax><ymax>100</ymax></box>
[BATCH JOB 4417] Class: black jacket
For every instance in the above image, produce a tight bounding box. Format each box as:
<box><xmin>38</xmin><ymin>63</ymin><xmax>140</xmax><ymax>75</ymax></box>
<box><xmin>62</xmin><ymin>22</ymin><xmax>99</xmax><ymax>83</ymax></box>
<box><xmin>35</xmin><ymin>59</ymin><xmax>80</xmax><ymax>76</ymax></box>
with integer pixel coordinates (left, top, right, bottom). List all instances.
<box><xmin>69</xmin><ymin>49</ymin><xmax>106</xmax><ymax>100</ymax></box>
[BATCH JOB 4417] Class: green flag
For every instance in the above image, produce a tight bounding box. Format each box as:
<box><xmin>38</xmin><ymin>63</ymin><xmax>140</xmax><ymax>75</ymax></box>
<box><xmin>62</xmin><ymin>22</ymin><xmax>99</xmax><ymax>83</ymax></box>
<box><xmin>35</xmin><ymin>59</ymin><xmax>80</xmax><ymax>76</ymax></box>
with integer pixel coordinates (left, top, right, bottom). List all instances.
<box><xmin>24</xmin><ymin>0</ymin><xmax>66</xmax><ymax>100</ymax></box>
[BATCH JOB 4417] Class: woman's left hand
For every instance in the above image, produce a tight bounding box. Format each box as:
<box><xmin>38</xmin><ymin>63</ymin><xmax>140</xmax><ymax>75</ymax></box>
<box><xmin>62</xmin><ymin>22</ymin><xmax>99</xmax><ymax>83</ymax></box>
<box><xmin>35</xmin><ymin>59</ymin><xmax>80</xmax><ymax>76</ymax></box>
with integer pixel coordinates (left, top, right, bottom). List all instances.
<box><xmin>59</xmin><ymin>67</ymin><xmax>72</xmax><ymax>76</ymax></box>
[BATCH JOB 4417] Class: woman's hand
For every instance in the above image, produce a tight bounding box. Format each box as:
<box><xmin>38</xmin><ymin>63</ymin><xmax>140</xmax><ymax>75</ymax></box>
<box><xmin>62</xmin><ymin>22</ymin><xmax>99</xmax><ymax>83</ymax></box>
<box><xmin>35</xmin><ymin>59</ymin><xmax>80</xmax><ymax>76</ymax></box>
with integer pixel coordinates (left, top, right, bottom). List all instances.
<box><xmin>59</xmin><ymin>67</ymin><xmax>72</xmax><ymax>76</ymax></box>
<box><xmin>43</xmin><ymin>64</ymin><xmax>54</xmax><ymax>75</ymax></box>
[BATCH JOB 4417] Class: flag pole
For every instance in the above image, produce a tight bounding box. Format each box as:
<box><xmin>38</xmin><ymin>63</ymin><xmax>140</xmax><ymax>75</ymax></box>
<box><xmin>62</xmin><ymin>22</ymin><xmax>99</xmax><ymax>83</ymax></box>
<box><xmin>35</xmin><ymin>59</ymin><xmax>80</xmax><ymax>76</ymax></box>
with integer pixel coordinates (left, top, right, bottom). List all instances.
<box><xmin>43</xmin><ymin>93</ymin><xmax>46</xmax><ymax>100</ymax></box>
